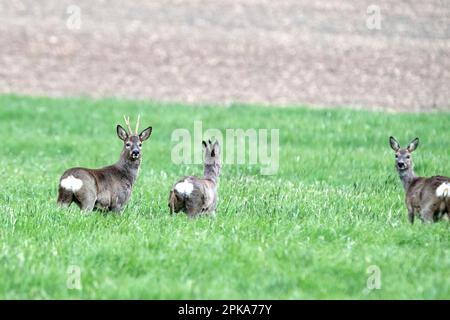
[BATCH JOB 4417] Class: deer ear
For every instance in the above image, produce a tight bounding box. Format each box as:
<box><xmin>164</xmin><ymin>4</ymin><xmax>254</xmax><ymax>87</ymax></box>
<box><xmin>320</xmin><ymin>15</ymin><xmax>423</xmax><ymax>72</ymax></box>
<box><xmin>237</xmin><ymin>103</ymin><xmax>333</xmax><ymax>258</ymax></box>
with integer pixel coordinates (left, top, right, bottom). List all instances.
<box><xmin>407</xmin><ymin>137</ymin><xmax>419</xmax><ymax>152</ymax></box>
<box><xmin>139</xmin><ymin>127</ymin><xmax>152</xmax><ymax>141</ymax></box>
<box><xmin>117</xmin><ymin>125</ymin><xmax>128</xmax><ymax>141</ymax></box>
<box><xmin>389</xmin><ymin>136</ymin><xmax>400</xmax><ymax>152</ymax></box>
<box><xmin>202</xmin><ymin>140</ymin><xmax>207</xmax><ymax>149</ymax></box>
<box><xmin>212</xmin><ymin>141</ymin><xmax>220</xmax><ymax>157</ymax></box>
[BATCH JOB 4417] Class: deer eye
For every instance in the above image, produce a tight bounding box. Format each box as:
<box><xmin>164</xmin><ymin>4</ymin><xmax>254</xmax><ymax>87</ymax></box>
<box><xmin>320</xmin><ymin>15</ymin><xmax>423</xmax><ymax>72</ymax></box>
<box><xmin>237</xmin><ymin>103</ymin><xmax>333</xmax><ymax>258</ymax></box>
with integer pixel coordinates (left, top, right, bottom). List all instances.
<box><xmin>126</xmin><ymin>142</ymin><xmax>131</xmax><ymax>148</ymax></box>
<box><xmin>138</xmin><ymin>143</ymin><xmax>142</xmax><ymax>147</ymax></box>
<box><xmin>395</xmin><ymin>154</ymin><xmax>398</xmax><ymax>158</ymax></box>
<box><xmin>406</xmin><ymin>155</ymin><xmax>410</xmax><ymax>159</ymax></box>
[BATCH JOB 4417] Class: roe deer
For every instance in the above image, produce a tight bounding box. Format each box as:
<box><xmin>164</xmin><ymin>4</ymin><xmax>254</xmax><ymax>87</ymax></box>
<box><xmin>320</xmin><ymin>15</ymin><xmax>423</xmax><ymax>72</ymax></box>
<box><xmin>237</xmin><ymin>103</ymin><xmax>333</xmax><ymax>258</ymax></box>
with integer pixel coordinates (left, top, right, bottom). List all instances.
<box><xmin>389</xmin><ymin>137</ymin><xmax>450</xmax><ymax>223</ymax></box>
<box><xmin>169</xmin><ymin>140</ymin><xmax>221</xmax><ymax>218</ymax></box>
<box><xmin>57</xmin><ymin>116</ymin><xmax>152</xmax><ymax>212</ymax></box>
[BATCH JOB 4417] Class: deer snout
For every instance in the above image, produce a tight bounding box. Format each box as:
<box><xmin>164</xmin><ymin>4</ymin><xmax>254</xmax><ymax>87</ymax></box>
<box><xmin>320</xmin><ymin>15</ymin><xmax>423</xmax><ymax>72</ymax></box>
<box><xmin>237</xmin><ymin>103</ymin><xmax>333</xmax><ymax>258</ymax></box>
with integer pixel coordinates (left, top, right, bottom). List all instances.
<box><xmin>131</xmin><ymin>149</ymin><xmax>140</xmax><ymax>158</ymax></box>
<box><xmin>397</xmin><ymin>161</ymin><xmax>406</xmax><ymax>169</ymax></box>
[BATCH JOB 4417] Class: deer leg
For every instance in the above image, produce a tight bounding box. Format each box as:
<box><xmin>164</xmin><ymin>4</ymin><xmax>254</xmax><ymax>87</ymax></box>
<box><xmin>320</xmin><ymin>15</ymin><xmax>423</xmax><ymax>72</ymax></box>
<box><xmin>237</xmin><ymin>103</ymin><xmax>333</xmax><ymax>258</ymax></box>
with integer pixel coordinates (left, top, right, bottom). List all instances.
<box><xmin>437</xmin><ymin>201</ymin><xmax>448</xmax><ymax>221</ymax></box>
<box><xmin>110</xmin><ymin>206</ymin><xmax>123</xmax><ymax>214</ymax></box>
<box><xmin>185</xmin><ymin>202</ymin><xmax>199</xmax><ymax>219</ymax></box>
<box><xmin>168</xmin><ymin>190</ymin><xmax>176</xmax><ymax>215</ymax></box>
<box><xmin>80</xmin><ymin>197</ymin><xmax>96</xmax><ymax>212</ymax></box>
<box><xmin>186</xmin><ymin>208</ymin><xmax>197</xmax><ymax>219</ymax></box>
<box><xmin>208</xmin><ymin>202</ymin><xmax>218</xmax><ymax>218</ymax></box>
<box><xmin>404</xmin><ymin>200</ymin><xmax>415</xmax><ymax>224</ymax></box>
<box><xmin>407</xmin><ymin>210</ymin><xmax>414</xmax><ymax>224</ymax></box>
<box><xmin>420</xmin><ymin>206</ymin><xmax>435</xmax><ymax>224</ymax></box>
<box><xmin>57</xmin><ymin>188</ymin><xmax>73</xmax><ymax>208</ymax></box>
<box><xmin>406</xmin><ymin>203</ymin><xmax>414</xmax><ymax>224</ymax></box>
<box><xmin>178</xmin><ymin>195</ymin><xmax>197</xmax><ymax>218</ymax></box>
<box><xmin>74</xmin><ymin>189</ymin><xmax>96</xmax><ymax>212</ymax></box>
<box><xmin>445</xmin><ymin>200</ymin><xmax>450</xmax><ymax>222</ymax></box>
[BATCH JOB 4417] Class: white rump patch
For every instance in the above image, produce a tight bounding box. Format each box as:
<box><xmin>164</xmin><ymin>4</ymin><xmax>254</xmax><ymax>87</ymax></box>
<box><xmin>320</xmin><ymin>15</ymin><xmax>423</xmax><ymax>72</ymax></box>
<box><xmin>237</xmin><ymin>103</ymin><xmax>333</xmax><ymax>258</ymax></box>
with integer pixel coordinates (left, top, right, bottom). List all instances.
<box><xmin>60</xmin><ymin>175</ymin><xmax>83</xmax><ymax>192</ymax></box>
<box><xmin>175</xmin><ymin>180</ymin><xmax>194</xmax><ymax>196</ymax></box>
<box><xmin>436</xmin><ymin>182</ymin><xmax>450</xmax><ymax>198</ymax></box>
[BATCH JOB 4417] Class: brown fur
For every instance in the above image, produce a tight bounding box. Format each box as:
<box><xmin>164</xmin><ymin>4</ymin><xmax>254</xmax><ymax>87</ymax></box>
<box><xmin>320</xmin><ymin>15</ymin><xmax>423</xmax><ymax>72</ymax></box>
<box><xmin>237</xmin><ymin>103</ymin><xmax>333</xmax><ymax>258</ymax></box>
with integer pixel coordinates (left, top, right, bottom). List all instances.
<box><xmin>169</xmin><ymin>140</ymin><xmax>221</xmax><ymax>218</ymax></box>
<box><xmin>405</xmin><ymin>176</ymin><xmax>450</xmax><ymax>223</ymax></box>
<box><xmin>389</xmin><ymin>137</ymin><xmax>450</xmax><ymax>223</ymax></box>
<box><xmin>57</xmin><ymin>123</ymin><xmax>152</xmax><ymax>212</ymax></box>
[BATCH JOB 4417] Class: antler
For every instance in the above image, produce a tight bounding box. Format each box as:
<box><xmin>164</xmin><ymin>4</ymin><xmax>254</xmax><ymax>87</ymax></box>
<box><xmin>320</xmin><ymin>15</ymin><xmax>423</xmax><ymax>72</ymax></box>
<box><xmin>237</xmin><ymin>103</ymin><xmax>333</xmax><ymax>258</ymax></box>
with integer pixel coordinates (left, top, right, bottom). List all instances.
<box><xmin>123</xmin><ymin>115</ymin><xmax>133</xmax><ymax>135</ymax></box>
<box><xmin>123</xmin><ymin>115</ymin><xmax>141</xmax><ymax>135</ymax></box>
<box><xmin>135</xmin><ymin>114</ymin><xmax>141</xmax><ymax>134</ymax></box>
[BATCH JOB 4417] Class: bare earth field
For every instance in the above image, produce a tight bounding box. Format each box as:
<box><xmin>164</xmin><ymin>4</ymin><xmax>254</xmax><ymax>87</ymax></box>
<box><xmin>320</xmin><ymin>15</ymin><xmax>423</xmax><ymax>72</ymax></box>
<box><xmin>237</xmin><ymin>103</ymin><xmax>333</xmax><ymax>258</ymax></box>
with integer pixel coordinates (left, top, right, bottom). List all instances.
<box><xmin>0</xmin><ymin>0</ymin><xmax>449</xmax><ymax>111</ymax></box>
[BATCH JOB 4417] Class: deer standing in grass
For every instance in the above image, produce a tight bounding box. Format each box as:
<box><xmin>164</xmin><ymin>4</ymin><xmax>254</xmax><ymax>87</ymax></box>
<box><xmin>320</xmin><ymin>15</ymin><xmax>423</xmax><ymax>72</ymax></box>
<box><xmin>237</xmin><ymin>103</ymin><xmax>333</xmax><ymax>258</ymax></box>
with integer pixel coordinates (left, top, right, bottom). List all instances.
<box><xmin>169</xmin><ymin>140</ymin><xmax>221</xmax><ymax>218</ymax></box>
<box><xmin>57</xmin><ymin>116</ymin><xmax>152</xmax><ymax>212</ymax></box>
<box><xmin>389</xmin><ymin>137</ymin><xmax>450</xmax><ymax>223</ymax></box>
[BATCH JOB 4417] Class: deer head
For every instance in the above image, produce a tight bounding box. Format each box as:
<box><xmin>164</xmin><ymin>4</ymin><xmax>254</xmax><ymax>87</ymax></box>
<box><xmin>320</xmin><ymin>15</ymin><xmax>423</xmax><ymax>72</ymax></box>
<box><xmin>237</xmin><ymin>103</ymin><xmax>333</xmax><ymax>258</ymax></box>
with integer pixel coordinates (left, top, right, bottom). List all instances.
<box><xmin>202</xmin><ymin>139</ymin><xmax>221</xmax><ymax>181</ymax></box>
<box><xmin>389</xmin><ymin>136</ymin><xmax>419</xmax><ymax>173</ymax></box>
<box><xmin>117</xmin><ymin>115</ymin><xmax>152</xmax><ymax>162</ymax></box>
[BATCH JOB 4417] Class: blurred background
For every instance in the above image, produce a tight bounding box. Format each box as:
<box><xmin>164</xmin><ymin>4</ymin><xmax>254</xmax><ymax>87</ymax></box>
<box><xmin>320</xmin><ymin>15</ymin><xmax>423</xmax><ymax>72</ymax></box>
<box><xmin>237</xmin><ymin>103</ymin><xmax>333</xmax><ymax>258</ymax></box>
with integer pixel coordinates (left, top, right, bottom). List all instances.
<box><xmin>0</xmin><ymin>0</ymin><xmax>449</xmax><ymax>112</ymax></box>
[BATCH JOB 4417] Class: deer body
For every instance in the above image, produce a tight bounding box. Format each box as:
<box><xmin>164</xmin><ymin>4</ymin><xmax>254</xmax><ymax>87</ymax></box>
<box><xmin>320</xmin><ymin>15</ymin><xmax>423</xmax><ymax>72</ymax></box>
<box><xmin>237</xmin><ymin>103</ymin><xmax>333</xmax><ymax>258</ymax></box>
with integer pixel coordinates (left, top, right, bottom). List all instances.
<box><xmin>407</xmin><ymin>176</ymin><xmax>450</xmax><ymax>222</ymax></box>
<box><xmin>390</xmin><ymin>137</ymin><xmax>450</xmax><ymax>223</ymax></box>
<box><xmin>57</xmin><ymin>117</ymin><xmax>152</xmax><ymax>212</ymax></box>
<box><xmin>169</xmin><ymin>140</ymin><xmax>221</xmax><ymax>218</ymax></box>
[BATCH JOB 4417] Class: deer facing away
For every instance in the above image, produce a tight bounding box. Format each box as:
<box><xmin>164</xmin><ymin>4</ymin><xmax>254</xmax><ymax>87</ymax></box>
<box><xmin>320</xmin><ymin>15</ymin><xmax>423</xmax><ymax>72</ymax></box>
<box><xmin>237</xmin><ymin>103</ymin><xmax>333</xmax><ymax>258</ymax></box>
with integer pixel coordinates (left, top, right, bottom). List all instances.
<box><xmin>57</xmin><ymin>116</ymin><xmax>152</xmax><ymax>212</ymax></box>
<box><xmin>389</xmin><ymin>137</ymin><xmax>450</xmax><ymax>223</ymax></box>
<box><xmin>169</xmin><ymin>140</ymin><xmax>221</xmax><ymax>218</ymax></box>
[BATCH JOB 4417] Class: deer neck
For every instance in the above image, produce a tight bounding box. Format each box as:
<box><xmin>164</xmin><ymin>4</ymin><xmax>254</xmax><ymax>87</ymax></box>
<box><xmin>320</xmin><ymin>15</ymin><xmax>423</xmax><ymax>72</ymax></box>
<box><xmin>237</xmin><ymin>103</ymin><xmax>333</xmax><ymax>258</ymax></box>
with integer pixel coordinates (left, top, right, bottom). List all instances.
<box><xmin>204</xmin><ymin>163</ymin><xmax>220</xmax><ymax>185</ymax></box>
<box><xmin>398</xmin><ymin>167</ymin><xmax>416</xmax><ymax>191</ymax></box>
<box><xmin>117</xmin><ymin>152</ymin><xmax>141</xmax><ymax>185</ymax></box>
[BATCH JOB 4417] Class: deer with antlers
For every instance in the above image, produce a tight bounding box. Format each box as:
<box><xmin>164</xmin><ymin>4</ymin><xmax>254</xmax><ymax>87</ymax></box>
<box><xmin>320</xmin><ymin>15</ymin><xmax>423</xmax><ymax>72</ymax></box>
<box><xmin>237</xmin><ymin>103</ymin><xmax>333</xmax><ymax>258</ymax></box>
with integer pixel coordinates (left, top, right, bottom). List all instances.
<box><xmin>389</xmin><ymin>137</ymin><xmax>450</xmax><ymax>223</ymax></box>
<box><xmin>57</xmin><ymin>115</ymin><xmax>152</xmax><ymax>212</ymax></box>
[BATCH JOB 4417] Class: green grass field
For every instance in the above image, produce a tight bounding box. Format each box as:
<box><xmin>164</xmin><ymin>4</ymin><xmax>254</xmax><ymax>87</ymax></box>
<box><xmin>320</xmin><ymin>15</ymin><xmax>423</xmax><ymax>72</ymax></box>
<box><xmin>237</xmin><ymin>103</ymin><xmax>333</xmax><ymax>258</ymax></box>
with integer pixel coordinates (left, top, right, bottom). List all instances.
<box><xmin>0</xmin><ymin>94</ymin><xmax>449</xmax><ymax>299</ymax></box>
